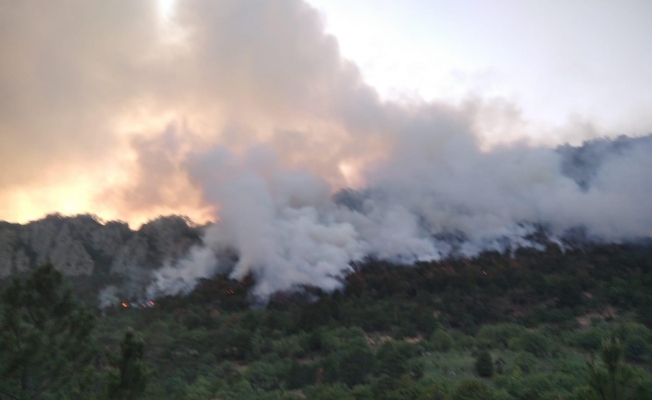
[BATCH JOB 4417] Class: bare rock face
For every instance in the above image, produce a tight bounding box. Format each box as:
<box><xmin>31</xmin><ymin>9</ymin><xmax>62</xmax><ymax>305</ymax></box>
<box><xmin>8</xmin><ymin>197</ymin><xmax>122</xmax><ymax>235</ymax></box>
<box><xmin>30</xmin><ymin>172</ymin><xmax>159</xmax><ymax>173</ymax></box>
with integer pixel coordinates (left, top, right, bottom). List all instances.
<box><xmin>0</xmin><ymin>214</ymin><xmax>203</xmax><ymax>277</ymax></box>
<box><xmin>48</xmin><ymin>224</ymin><xmax>95</xmax><ymax>276</ymax></box>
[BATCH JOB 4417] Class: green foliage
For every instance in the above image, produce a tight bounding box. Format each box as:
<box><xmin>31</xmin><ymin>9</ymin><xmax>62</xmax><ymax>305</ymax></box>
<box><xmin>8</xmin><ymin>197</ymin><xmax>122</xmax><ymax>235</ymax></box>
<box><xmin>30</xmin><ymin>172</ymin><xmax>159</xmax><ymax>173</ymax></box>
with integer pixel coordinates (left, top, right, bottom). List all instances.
<box><xmin>474</xmin><ymin>350</ymin><xmax>494</xmax><ymax>378</ymax></box>
<box><xmin>0</xmin><ymin>261</ymin><xmax>97</xmax><ymax>399</ymax></box>
<box><xmin>619</xmin><ymin>323</ymin><xmax>652</xmax><ymax>364</ymax></box>
<box><xmin>509</xmin><ymin>331</ymin><xmax>552</xmax><ymax>357</ymax></box>
<box><xmin>451</xmin><ymin>379</ymin><xmax>496</xmax><ymax>400</ymax></box>
<box><xmin>475</xmin><ymin>324</ymin><xmax>526</xmax><ymax>350</ymax></box>
<box><xmin>3</xmin><ymin>243</ymin><xmax>652</xmax><ymax>399</ymax></box>
<box><xmin>376</xmin><ymin>340</ymin><xmax>412</xmax><ymax>379</ymax></box>
<box><xmin>513</xmin><ymin>352</ymin><xmax>537</xmax><ymax>375</ymax></box>
<box><xmin>581</xmin><ymin>336</ymin><xmax>652</xmax><ymax>400</ymax></box>
<box><xmin>337</xmin><ymin>343</ymin><xmax>375</xmax><ymax>387</ymax></box>
<box><xmin>305</xmin><ymin>384</ymin><xmax>355</xmax><ymax>400</ymax></box>
<box><xmin>570</xmin><ymin>327</ymin><xmax>609</xmax><ymax>351</ymax></box>
<box><xmin>183</xmin><ymin>376</ymin><xmax>214</xmax><ymax>400</ymax></box>
<box><xmin>242</xmin><ymin>361</ymin><xmax>284</xmax><ymax>391</ymax></box>
<box><xmin>431</xmin><ymin>330</ymin><xmax>453</xmax><ymax>352</ymax></box>
<box><xmin>452</xmin><ymin>332</ymin><xmax>476</xmax><ymax>350</ymax></box>
<box><xmin>108</xmin><ymin>329</ymin><xmax>148</xmax><ymax>400</ymax></box>
<box><xmin>624</xmin><ymin>335</ymin><xmax>651</xmax><ymax>364</ymax></box>
<box><xmin>285</xmin><ymin>360</ymin><xmax>317</xmax><ymax>389</ymax></box>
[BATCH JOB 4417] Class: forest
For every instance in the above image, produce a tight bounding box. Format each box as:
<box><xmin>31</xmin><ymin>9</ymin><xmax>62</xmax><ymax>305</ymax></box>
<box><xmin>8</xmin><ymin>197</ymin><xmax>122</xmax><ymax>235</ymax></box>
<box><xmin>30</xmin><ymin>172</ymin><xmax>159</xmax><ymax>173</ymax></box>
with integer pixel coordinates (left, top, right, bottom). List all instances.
<box><xmin>1</xmin><ymin>241</ymin><xmax>652</xmax><ymax>399</ymax></box>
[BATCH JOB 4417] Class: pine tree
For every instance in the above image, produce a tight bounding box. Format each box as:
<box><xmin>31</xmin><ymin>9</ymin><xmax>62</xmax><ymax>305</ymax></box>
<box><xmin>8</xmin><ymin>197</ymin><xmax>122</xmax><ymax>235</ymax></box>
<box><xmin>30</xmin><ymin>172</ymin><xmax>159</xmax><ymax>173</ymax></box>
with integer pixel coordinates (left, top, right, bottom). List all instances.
<box><xmin>583</xmin><ymin>336</ymin><xmax>652</xmax><ymax>400</ymax></box>
<box><xmin>108</xmin><ymin>329</ymin><xmax>148</xmax><ymax>400</ymax></box>
<box><xmin>475</xmin><ymin>350</ymin><xmax>494</xmax><ymax>378</ymax></box>
<box><xmin>0</xmin><ymin>261</ymin><xmax>97</xmax><ymax>399</ymax></box>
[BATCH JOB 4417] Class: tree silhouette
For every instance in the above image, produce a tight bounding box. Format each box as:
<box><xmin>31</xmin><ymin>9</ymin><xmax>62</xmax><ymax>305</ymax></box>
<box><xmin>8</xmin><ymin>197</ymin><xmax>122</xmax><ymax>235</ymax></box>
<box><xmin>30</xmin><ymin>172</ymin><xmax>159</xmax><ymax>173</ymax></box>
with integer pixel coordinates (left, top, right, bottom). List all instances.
<box><xmin>475</xmin><ymin>350</ymin><xmax>494</xmax><ymax>378</ymax></box>
<box><xmin>583</xmin><ymin>336</ymin><xmax>652</xmax><ymax>400</ymax></box>
<box><xmin>108</xmin><ymin>329</ymin><xmax>148</xmax><ymax>400</ymax></box>
<box><xmin>0</xmin><ymin>261</ymin><xmax>96</xmax><ymax>399</ymax></box>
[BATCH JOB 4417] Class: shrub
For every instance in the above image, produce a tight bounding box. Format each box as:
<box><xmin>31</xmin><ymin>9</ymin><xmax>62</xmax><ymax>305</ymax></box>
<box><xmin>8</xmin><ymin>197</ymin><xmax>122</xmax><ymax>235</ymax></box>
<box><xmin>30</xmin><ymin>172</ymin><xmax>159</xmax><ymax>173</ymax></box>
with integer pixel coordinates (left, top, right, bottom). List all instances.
<box><xmin>513</xmin><ymin>352</ymin><xmax>537</xmax><ymax>375</ymax></box>
<box><xmin>452</xmin><ymin>379</ymin><xmax>496</xmax><ymax>400</ymax></box>
<box><xmin>376</xmin><ymin>341</ymin><xmax>410</xmax><ymax>379</ymax></box>
<box><xmin>624</xmin><ymin>336</ymin><xmax>652</xmax><ymax>364</ymax></box>
<box><xmin>431</xmin><ymin>330</ymin><xmax>453</xmax><ymax>352</ymax></box>
<box><xmin>475</xmin><ymin>350</ymin><xmax>494</xmax><ymax>378</ymax></box>
<box><xmin>452</xmin><ymin>332</ymin><xmax>476</xmax><ymax>350</ymax></box>
<box><xmin>476</xmin><ymin>323</ymin><xmax>526</xmax><ymax>349</ymax></box>
<box><xmin>512</xmin><ymin>331</ymin><xmax>551</xmax><ymax>357</ymax></box>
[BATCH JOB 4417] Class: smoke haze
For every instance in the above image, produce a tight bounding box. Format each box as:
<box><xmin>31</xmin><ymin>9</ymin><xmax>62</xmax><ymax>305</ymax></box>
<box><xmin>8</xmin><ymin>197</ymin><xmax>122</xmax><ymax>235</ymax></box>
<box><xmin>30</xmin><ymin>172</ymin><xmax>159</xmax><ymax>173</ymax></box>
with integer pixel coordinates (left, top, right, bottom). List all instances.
<box><xmin>0</xmin><ymin>1</ymin><xmax>651</xmax><ymax>298</ymax></box>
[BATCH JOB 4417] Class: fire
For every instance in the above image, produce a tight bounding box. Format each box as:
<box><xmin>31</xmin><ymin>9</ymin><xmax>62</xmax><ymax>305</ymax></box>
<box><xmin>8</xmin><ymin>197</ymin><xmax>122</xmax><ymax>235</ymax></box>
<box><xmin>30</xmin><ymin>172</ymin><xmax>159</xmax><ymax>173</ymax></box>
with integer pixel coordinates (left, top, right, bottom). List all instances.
<box><xmin>149</xmin><ymin>300</ymin><xmax>155</xmax><ymax>306</ymax></box>
<box><xmin>121</xmin><ymin>302</ymin><xmax>129</xmax><ymax>308</ymax></box>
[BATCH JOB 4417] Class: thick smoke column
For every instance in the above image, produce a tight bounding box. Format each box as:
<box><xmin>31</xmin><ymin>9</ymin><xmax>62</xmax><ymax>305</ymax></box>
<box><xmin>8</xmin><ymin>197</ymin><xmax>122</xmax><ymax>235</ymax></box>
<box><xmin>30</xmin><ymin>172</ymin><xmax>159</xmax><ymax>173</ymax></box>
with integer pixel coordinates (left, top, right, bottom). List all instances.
<box><xmin>146</xmin><ymin>134</ymin><xmax>652</xmax><ymax>299</ymax></box>
<box><xmin>146</xmin><ymin>245</ymin><xmax>219</xmax><ymax>298</ymax></box>
<box><xmin>16</xmin><ymin>0</ymin><xmax>639</xmax><ymax>300</ymax></box>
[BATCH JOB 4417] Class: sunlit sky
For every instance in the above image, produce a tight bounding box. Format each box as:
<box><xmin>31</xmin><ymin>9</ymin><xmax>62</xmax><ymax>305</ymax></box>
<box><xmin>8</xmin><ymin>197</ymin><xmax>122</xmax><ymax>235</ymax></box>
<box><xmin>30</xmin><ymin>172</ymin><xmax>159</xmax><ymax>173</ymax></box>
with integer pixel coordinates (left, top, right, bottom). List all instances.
<box><xmin>308</xmin><ymin>0</ymin><xmax>652</xmax><ymax>140</ymax></box>
<box><xmin>1</xmin><ymin>0</ymin><xmax>651</xmax><ymax>226</ymax></box>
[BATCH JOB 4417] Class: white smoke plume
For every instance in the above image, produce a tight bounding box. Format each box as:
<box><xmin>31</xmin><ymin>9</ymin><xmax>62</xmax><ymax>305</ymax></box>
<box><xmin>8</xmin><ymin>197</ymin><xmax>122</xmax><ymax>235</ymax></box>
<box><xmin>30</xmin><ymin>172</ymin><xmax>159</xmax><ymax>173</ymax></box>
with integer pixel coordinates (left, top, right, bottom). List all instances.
<box><xmin>145</xmin><ymin>134</ymin><xmax>652</xmax><ymax>299</ymax></box>
<box><xmin>146</xmin><ymin>245</ymin><xmax>220</xmax><ymax>298</ymax></box>
<box><xmin>4</xmin><ymin>0</ymin><xmax>647</xmax><ymax>300</ymax></box>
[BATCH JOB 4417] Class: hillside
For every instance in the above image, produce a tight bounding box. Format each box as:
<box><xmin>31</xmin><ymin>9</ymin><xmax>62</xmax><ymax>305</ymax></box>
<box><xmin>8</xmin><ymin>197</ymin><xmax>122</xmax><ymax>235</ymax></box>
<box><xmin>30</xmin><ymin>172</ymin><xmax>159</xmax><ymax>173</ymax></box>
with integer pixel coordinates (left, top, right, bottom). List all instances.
<box><xmin>2</xmin><ymin>215</ymin><xmax>652</xmax><ymax>399</ymax></box>
<box><xmin>93</xmin><ymin>242</ymin><xmax>652</xmax><ymax>399</ymax></box>
<box><xmin>0</xmin><ymin>214</ymin><xmax>202</xmax><ymax>278</ymax></box>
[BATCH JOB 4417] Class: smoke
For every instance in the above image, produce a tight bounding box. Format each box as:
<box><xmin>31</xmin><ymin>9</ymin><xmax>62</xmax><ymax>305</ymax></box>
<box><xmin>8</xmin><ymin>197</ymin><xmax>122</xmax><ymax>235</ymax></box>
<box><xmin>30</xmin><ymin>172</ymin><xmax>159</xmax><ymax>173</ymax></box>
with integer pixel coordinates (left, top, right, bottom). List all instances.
<box><xmin>1</xmin><ymin>0</ymin><xmax>650</xmax><ymax>299</ymax></box>
<box><xmin>142</xmin><ymin>133</ymin><xmax>652</xmax><ymax>299</ymax></box>
<box><xmin>146</xmin><ymin>245</ymin><xmax>219</xmax><ymax>298</ymax></box>
<box><xmin>98</xmin><ymin>286</ymin><xmax>119</xmax><ymax>309</ymax></box>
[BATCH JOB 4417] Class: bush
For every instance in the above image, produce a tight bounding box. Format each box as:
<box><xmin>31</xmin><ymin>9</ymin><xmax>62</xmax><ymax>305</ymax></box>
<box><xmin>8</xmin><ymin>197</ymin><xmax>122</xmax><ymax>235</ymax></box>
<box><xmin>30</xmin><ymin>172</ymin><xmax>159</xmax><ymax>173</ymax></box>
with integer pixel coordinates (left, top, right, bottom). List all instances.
<box><xmin>511</xmin><ymin>331</ymin><xmax>551</xmax><ymax>357</ymax></box>
<box><xmin>338</xmin><ymin>344</ymin><xmax>375</xmax><ymax>387</ymax></box>
<box><xmin>624</xmin><ymin>336</ymin><xmax>652</xmax><ymax>364</ymax></box>
<box><xmin>242</xmin><ymin>361</ymin><xmax>283</xmax><ymax>391</ymax></box>
<box><xmin>452</xmin><ymin>332</ymin><xmax>476</xmax><ymax>350</ymax></box>
<box><xmin>452</xmin><ymin>379</ymin><xmax>496</xmax><ymax>400</ymax></box>
<box><xmin>431</xmin><ymin>330</ymin><xmax>453</xmax><ymax>352</ymax></box>
<box><xmin>376</xmin><ymin>341</ymin><xmax>410</xmax><ymax>379</ymax></box>
<box><xmin>513</xmin><ymin>352</ymin><xmax>537</xmax><ymax>375</ymax></box>
<box><xmin>476</xmin><ymin>324</ymin><xmax>526</xmax><ymax>349</ymax></box>
<box><xmin>285</xmin><ymin>360</ymin><xmax>317</xmax><ymax>389</ymax></box>
<box><xmin>569</xmin><ymin>327</ymin><xmax>608</xmax><ymax>351</ymax></box>
<box><xmin>305</xmin><ymin>384</ymin><xmax>355</xmax><ymax>400</ymax></box>
<box><xmin>475</xmin><ymin>350</ymin><xmax>494</xmax><ymax>378</ymax></box>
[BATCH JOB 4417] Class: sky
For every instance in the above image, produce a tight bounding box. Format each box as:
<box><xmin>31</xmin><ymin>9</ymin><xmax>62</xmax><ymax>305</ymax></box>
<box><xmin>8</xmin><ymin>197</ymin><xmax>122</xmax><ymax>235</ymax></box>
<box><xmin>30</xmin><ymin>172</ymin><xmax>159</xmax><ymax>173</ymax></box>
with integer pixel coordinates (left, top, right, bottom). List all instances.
<box><xmin>1</xmin><ymin>0</ymin><xmax>651</xmax><ymax>228</ymax></box>
<box><xmin>307</xmin><ymin>0</ymin><xmax>652</xmax><ymax>141</ymax></box>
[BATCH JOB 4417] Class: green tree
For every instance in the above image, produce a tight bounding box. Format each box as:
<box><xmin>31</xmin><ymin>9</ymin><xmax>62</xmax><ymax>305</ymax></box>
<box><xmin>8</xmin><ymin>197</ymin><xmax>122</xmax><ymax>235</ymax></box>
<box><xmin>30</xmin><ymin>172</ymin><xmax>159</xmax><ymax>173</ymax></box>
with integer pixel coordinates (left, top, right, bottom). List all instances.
<box><xmin>474</xmin><ymin>350</ymin><xmax>494</xmax><ymax>378</ymax></box>
<box><xmin>513</xmin><ymin>352</ymin><xmax>537</xmax><ymax>375</ymax></box>
<box><xmin>338</xmin><ymin>343</ymin><xmax>374</xmax><ymax>387</ymax></box>
<box><xmin>0</xmin><ymin>261</ymin><xmax>97</xmax><ymax>399</ymax></box>
<box><xmin>431</xmin><ymin>330</ymin><xmax>453</xmax><ymax>352</ymax></box>
<box><xmin>305</xmin><ymin>384</ymin><xmax>355</xmax><ymax>400</ymax></box>
<box><xmin>582</xmin><ymin>336</ymin><xmax>652</xmax><ymax>400</ymax></box>
<box><xmin>285</xmin><ymin>359</ymin><xmax>319</xmax><ymax>389</ymax></box>
<box><xmin>183</xmin><ymin>376</ymin><xmax>214</xmax><ymax>400</ymax></box>
<box><xmin>107</xmin><ymin>329</ymin><xmax>148</xmax><ymax>400</ymax></box>
<box><xmin>376</xmin><ymin>341</ymin><xmax>409</xmax><ymax>380</ymax></box>
<box><xmin>452</xmin><ymin>379</ymin><xmax>496</xmax><ymax>400</ymax></box>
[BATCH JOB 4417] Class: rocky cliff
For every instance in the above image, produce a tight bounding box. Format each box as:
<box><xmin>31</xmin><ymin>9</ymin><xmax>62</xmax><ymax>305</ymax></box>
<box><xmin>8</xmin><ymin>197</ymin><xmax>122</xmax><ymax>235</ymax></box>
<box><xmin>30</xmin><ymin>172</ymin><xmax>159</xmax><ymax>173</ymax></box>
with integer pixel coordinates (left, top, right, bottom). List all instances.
<box><xmin>0</xmin><ymin>214</ymin><xmax>203</xmax><ymax>278</ymax></box>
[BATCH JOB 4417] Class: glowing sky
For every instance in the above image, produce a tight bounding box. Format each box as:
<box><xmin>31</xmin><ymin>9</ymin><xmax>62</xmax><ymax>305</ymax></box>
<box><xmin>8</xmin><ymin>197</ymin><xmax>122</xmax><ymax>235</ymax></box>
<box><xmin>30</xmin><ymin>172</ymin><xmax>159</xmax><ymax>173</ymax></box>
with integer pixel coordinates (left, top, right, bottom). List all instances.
<box><xmin>0</xmin><ymin>0</ymin><xmax>650</xmax><ymax>227</ymax></box>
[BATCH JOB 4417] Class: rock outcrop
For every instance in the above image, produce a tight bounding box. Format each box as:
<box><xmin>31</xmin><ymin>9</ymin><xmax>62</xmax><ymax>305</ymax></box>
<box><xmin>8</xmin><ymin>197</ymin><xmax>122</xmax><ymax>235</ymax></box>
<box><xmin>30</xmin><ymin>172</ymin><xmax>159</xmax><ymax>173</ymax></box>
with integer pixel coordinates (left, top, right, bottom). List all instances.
<box><xmin>0</xmin><ymin>214</ymin><xmax>203</xmax><ymax>277</ymax></box>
